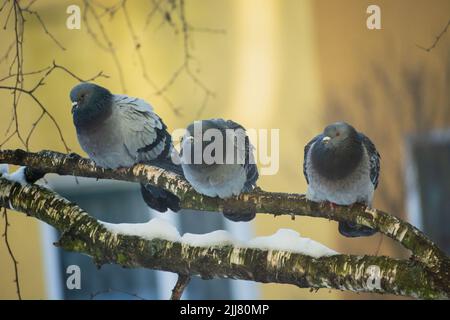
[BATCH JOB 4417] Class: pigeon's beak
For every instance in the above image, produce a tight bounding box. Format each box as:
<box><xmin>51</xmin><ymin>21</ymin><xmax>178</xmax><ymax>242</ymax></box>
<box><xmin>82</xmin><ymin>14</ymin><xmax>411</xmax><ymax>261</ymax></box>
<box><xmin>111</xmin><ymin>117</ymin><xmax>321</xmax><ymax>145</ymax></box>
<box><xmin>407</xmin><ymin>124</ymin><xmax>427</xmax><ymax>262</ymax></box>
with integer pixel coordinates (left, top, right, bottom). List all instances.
<box><xmin>322</xmin><ymin>136</ymin><xmax>331</xmax><ymax>144</ymax></box>
<box><xmin>71</xmin><ymin>101</ymin><xmax>78</xmax><ymax>114</ymax></box>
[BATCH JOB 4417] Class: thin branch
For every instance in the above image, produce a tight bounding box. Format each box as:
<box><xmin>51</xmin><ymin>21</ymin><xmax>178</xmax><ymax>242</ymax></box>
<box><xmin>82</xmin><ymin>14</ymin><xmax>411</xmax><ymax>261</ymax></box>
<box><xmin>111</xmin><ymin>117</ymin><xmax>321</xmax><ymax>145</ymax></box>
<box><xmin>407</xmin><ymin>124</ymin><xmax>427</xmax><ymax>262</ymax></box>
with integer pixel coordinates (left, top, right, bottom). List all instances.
<box><xmin>0</xmin><ymin>65</ymin><xmax>51</xmax><ymax>83</ymax></box>
<box><xmin>77</xmin><ymin>0</ymin><xmax>218</xmax><ymax>116</ymax></box>
<box><xmin>11</xmin><ymin>0</ymin><xmax>26</xmax><ymax>148</ymax></box>
<box><xmin>0</xmin><ymin>63</ymin><xmax>108</xmax><ymax>152</ymax></box>
<box><xmin>144</xmin><ymin>0</ymin><xmax>164</xmax><ymax>30</ymax></box>
<box><xmin>417</xmin><ymin>18</ymin><xmax>450</xmax><ymax>52</ymax></box>
<box><xmin>82</xmin><ymin>0</ymin><xmax>126</xmax><ymax>92</ymax></box>
<box><xmin>0</xmin><ymin>41</ymin><xmax>15</xmax><ymax>64</ymax></box>
<box><xmin>2</xmin><ymin>208</ymin><xmax>21</xmax><ymax>300</ymax></box>
<box><xmin>0</xmin><ymin>85</ymin><xmax>68</xmax><ymax>152</ymax></box>
<box><xmin>21</xmin><ymin>7</ymin><xmax>66</xmax><ymax>50</ymax></box>
<box><xmin>121</xmin><ymin>0</ymin><xmax>180</xmax><ymax>115</ymax></box>
<box><xmin>0</xmin><ymin>0</ymin><xmax>9</xmax><ymax>13</ymax></box>
<box><xmin>188</xmin><ymin>26</ymin><xmax>226</xmax><ymax>34</ymax></box>
<box><xmin>151</xmin><ymin>0</ymin><xmax>215</xmax><ymax>117</ymax></box>
<box><xmin>2</xmin><ymin>0</ymin><xmax>13</xmax><ymax>29</ymax></box>
<box><xmin>25</xmin><ymin>110</ymin><xmax>45</xmax><ymax>150</ymax></box>
<box><xmin>51</xmin><ymin>61</ymin><xmax>109</xmax><ymax>82</ymax></box>
<box><xmin>0</xmin><ymin>1</ymin><xmax>106</xmax><ymax>153</ymax></box>
<box><xmin>171</xmin><ymin>274</ymin><xmax>190</xmax><ymax>300</ymax></box>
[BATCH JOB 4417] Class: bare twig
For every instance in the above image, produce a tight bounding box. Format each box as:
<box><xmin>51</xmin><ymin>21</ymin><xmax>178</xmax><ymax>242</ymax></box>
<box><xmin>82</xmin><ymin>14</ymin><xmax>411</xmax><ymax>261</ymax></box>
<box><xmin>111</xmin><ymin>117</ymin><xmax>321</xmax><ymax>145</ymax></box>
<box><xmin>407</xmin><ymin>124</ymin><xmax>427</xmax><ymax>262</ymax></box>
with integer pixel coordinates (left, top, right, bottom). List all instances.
<box><xmin>0</xmin><ymin>61</ymin><xmax>108</xmax><ymax>151</ymax></box>
<box><xmin>144</xmin><ymin>0</ymin><xmax>164</xmax><ymax>30</ymax></box>
<box><xmin>83</xmin><ymin>0</ymin><xmax>126</xmax><ymax>92</ymax></box>
<box><xmin>121</xmin><ymin>0</ymin><xmax>180</xmax><ymax>114</ymax></box>
<box><xmin>154</xmin><ymin>0</ymin><xmax>215</xmax><ymax>118</ymax></box>
<box><xmin>21</xmin><ymin>7</ymin><xmax>66</xmax><ymax>50</ymax></box>
<box><xmin>0</xmin><ymin>1</ymin><xmax>107</xmax><ymax>153</ymax></box>
<box><xmin>0</xmin><ymin>41</ymin><xmax>15</xmax><ymax>63</ymax></box>
<box><xmin>2</xmin><ymin>208</ymin><xmax>21</xmax><ymax>300</ymax></box>
<box><xmin>170</xmin><ymin>274</ymin><xmax>190</xmax><ymax>300</ymax></box>
<box><xmin>417</xmin><ymin>18</ymin><xmax>450</xmax><ymax>52</ymax></box>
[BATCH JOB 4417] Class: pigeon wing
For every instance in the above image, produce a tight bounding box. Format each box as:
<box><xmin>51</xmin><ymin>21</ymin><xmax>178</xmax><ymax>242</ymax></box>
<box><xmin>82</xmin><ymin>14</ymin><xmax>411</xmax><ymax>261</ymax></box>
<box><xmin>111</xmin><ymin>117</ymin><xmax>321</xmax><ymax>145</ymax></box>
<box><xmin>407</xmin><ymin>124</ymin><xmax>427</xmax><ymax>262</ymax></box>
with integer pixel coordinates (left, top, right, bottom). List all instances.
<box><xmin>225</xmin><ymin>119</ymin><xmax>258</xmax><ymax>191</ymax></box>
<box><xmin>303</xmin><ymin>134</ymin><xmax>322</xmax><ymax>185</ymax></box>
<box><xmin>114</xmin><ymin>95</ymin><xmax>171</xmax><ymax>163</ymax></box>
<box><xmin>359</xmin><ymin>132</ymin><xmax>381</xmax><ymax>189</ymax></box>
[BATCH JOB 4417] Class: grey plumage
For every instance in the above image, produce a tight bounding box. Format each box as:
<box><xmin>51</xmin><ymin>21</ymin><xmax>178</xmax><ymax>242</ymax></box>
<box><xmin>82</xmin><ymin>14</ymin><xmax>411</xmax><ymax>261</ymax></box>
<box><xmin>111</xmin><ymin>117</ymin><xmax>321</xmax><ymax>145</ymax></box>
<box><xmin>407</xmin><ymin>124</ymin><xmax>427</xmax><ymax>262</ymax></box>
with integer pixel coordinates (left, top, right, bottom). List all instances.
<box><xmin>180</xmin><ymin>119</ymin><xmax>259</xmax><ymax>222</ymax></box>
<box><xmin>303</xmin><ymin>122</ymin><xmax>380</xmax><ymax>237</ymax></box>
<box><xmin>70</xmin><ymin>82</ymin><xmax>181</xmax><ymax>212</ymax></box>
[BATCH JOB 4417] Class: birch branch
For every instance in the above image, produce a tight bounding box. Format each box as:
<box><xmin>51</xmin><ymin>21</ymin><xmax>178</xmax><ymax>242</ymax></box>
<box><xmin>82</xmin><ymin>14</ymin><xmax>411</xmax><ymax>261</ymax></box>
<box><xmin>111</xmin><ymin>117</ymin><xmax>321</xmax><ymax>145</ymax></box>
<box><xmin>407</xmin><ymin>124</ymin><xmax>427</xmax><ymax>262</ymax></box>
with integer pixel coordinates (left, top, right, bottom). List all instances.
<box><xmin>1</xmin><ymin>149</ymin><xmax>448</xmax><ymax>263</ymax></box>
<box><xmin>0</xmin><ymin>177</ymin><xmax>446</xmax><ymax>299</ymax></box>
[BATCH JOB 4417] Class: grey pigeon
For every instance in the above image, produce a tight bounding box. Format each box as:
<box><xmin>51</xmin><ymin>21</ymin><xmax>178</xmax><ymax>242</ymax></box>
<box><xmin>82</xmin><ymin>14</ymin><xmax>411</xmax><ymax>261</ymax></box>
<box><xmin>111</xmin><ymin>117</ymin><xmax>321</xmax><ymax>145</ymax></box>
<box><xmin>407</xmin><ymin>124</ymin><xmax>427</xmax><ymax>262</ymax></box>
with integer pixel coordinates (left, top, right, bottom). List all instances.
<box><xmin>303</xmin><ymin>122</ymin><xmax>380</xmax><ymax>237</ymax></box>
<box><xmin>70</xmin><ymin>82</ymin><xmax>181</xmax><ymax>212</ymax></box>
<box><xmin>180</xmin><ymin>119</ymin><xmax>259</xmax><ymax>222</ymax></box>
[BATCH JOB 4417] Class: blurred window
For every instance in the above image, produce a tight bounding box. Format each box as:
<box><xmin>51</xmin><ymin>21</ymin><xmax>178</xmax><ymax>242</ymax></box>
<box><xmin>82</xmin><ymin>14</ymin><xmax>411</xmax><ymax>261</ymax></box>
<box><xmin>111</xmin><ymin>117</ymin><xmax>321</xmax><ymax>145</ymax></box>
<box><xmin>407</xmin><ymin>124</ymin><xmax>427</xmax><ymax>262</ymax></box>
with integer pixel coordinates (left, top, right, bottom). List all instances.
<box><xmin>406</xmin><ymin>131</ymin><xmax>450</xmax><ymax>254</ymax></box>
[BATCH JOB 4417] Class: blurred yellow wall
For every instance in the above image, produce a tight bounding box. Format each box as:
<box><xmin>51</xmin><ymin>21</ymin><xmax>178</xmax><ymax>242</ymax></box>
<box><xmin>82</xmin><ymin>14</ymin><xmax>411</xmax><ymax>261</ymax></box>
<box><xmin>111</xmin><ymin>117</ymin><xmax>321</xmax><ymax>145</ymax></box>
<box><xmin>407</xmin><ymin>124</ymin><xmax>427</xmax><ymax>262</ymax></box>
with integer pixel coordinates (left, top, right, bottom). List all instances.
<box><xmin>0</xmin><ymin>0</ymin><xmax>449</xmax><ymax>299</ymax></box>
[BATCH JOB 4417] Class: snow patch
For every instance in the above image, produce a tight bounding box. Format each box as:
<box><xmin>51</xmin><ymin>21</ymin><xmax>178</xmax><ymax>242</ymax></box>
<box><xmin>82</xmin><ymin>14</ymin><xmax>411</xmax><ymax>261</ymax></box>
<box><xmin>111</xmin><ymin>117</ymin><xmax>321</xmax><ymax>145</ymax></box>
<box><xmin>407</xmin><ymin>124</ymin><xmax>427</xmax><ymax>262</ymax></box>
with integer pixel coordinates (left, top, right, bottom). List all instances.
<box><xmin>247</xmin><ymin>229</ymin><xmax>337</xmax><ymax>258</ymax></box>
<box><xmin>0</xmin><ymin>166</ymin><xmax>28</xmax><ymax>185</ymax></box>
<box><xmin>181</xmin><ymin>230</ymin><xmax>236</xmax><ymax>247</ymax></box>
<box><xmin>0</xmin><ymin>164</ymin><xmax>9</xmax><ymax>175</ymax></box>
<box><xmin>101</xmin><ymin>217</ymin><xmax>180</xmax><ymax>242</ymax></box>
<box><xmin>101</xmin><ymin>219</ymin><xmax>338</xmax><ymax>258</ymax></box>
<box><xmin>8</xmin><ymin>167</ymin><xmax>28</xmax><ymax>185</ymax></box>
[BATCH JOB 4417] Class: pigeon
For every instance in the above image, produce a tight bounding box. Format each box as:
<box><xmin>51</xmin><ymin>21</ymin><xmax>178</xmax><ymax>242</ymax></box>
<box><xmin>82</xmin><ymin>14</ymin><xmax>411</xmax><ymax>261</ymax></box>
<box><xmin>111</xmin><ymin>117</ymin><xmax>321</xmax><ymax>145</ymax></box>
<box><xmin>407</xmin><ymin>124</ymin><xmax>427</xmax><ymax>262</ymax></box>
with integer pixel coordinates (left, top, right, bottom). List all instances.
<box><xmin>303</xmin><ymin>122</ymin><xmax>380</xmax><ymax>237</ymax></box>
<box><xmin>70</xmin><ymin>82</ymin><xmax>181</xmax><ymax>212</ymax></box>
<box><xmin>180</xmin><ymin>119</ymin><xmax>259</xmax><ymax>222</ymax></box>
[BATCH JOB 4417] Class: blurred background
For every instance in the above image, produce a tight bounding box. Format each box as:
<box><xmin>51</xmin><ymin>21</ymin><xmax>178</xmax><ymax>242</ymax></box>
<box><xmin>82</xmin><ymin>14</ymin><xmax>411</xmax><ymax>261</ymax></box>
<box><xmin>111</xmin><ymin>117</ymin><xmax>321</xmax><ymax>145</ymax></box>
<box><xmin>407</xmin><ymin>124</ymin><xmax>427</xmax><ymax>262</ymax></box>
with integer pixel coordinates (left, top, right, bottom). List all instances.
<box><xmin>0</xmin><ymin>0</ymin><xmax>449</xmax><ymax>299</ymax></box>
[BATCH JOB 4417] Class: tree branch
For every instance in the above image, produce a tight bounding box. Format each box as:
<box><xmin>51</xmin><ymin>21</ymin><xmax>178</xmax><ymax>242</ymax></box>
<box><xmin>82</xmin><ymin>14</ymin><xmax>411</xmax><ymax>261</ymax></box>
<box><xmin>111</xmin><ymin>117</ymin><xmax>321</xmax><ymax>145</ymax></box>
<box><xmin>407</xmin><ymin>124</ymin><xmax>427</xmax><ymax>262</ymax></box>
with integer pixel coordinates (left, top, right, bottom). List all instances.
<box><xmin>0</xmin><ymin>177</ymin><xmax>447</xmax><ymax>299</ymax></box>
<box><xmin>0</xmin><ymin>148</ymin><xmax>448</xmax><ymax>276</ymax></box>
<box><xmin>2</xmin><ymin>207</ymin><xmax>21</xmax><ymax>300</ymax></box>
<box><xmin>171</xmin><ymin>274</ymin><xmax>191</xmax><ymax>300</ymax></box>
<box><xmin>417</xmin><ymin>18</ymin><xmax>450</xmax><ymax>52</ymax></box>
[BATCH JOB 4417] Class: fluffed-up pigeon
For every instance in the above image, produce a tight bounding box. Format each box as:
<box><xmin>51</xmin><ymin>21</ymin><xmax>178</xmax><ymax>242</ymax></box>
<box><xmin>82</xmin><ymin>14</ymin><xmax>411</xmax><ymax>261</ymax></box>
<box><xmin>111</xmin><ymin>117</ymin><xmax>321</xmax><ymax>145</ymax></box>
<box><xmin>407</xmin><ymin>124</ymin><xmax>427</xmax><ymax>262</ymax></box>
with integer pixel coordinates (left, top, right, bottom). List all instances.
<box><xmin>180</xmin><ymin>119</ymin><xmax>259</xmax><ymax>222</ymax></box>
<box><xmin>303</xmin><ymin>121</ymin><xmax>380</xmax><ymax>237</ymax></box>
<box><xmin>70</xmin><ymin>82</ymin><xmax>181</xmax><ymax>212</ymax></box>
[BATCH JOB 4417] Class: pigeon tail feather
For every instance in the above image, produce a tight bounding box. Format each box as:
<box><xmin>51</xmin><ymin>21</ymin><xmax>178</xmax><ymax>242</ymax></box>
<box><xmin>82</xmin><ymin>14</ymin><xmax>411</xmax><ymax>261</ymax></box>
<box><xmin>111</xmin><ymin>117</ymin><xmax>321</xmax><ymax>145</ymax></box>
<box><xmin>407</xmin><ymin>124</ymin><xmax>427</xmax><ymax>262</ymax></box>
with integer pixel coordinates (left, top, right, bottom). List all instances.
<box><xmin>140</xmin><ymin>183</ymin><xmax>180</xmax><ymax>212</ymax></box>
<box><xmin>338</xmin><ymin>221</ymin><xmax>377</xmax><ymax>237</ymax></box>
<box><xmin>223</xmin><ymin>212</ymin><xmax>256</xmax><ymax>222</ymax></box>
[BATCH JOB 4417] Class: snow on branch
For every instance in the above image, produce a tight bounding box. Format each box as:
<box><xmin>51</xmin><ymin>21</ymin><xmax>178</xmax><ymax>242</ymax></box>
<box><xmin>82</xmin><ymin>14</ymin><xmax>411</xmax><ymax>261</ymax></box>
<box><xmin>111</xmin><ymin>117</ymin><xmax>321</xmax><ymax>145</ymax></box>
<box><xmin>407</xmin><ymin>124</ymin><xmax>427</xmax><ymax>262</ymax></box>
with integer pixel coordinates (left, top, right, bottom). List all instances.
<box><xmin>101</xmin><ymin>218</ymin><xmax>338</xmax><ymax>258</ymax></box>
<box><xmin>0</xmin><ymin>148</ymin><xmax>449</xmax><ymax>298</ymax></box>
